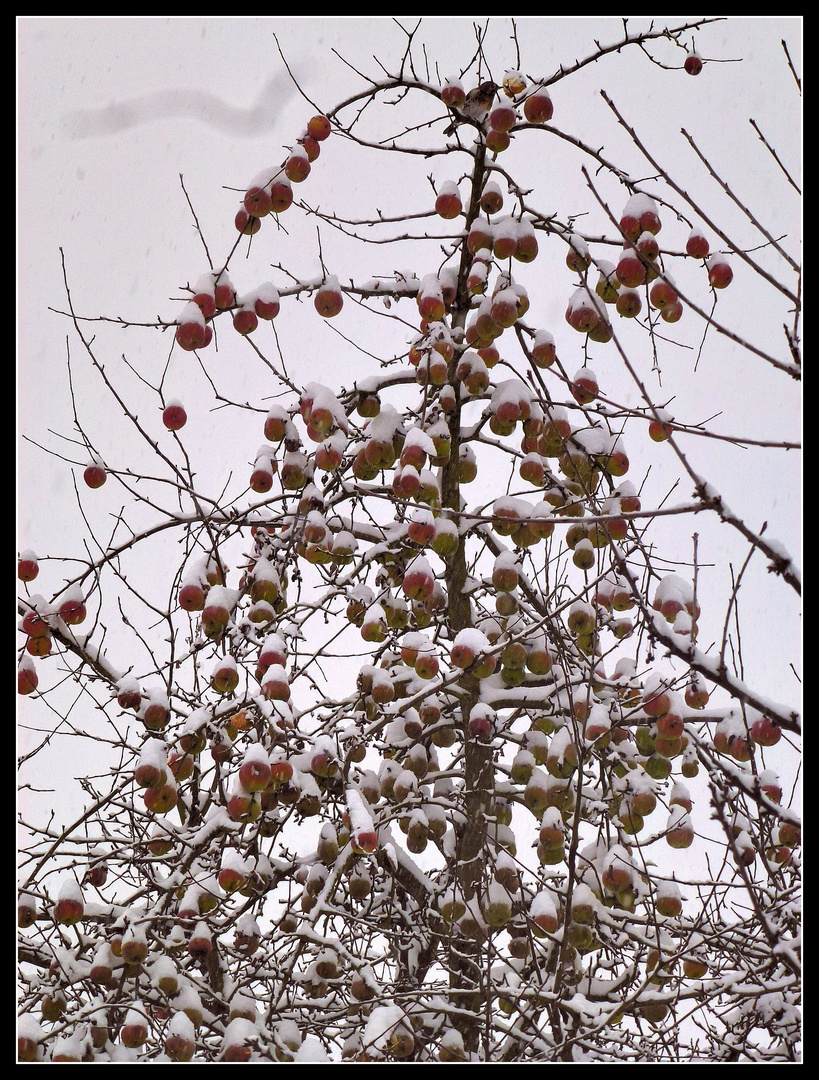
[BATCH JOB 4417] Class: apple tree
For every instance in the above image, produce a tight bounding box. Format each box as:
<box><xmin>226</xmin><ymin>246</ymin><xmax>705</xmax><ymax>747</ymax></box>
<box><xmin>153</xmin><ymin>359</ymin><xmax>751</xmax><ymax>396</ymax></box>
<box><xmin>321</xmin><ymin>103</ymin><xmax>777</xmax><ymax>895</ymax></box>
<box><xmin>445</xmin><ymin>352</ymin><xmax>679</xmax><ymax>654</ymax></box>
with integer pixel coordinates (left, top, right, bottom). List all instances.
<box><xmin>18</xmin><ymin>18</ymin><xmax>801</xmax><ymax>1063</ymax></box>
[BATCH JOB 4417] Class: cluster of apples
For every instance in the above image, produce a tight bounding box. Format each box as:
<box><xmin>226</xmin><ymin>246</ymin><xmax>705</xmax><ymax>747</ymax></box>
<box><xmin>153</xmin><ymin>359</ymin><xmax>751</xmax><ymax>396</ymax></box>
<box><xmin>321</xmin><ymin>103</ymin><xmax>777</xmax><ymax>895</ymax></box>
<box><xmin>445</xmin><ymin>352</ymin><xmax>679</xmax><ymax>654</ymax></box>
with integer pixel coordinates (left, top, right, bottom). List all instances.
<box><xmin>235</xmin><ymin>114</ymin><xmax>331</xmax><ymax>236</ymax></box>
<box><xmin>18</xmin><ymin>583</ymin><xmax>88</xmax><ymax>693</ymax></box>
<box><xmin>441</xmin><ymin>69</ymin><xmax>554</xmax><ymax>155</ymax></box>
<box><xmin>172</xmin><ymin>115</ymin><xmax>334</xmax><ymax>355</ymax></box>
<box><xmin>564</xmin><ymin>193</ymin><xmax>734</xmax><ymax>344</ymax></box>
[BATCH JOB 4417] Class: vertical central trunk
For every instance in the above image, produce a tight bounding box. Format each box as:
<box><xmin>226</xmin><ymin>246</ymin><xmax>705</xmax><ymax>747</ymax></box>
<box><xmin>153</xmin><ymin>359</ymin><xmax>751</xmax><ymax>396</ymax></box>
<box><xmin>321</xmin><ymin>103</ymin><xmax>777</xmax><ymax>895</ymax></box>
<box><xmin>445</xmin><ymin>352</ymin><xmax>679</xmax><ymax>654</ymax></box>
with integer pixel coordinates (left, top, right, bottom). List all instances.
<box><xmin>439</xmin><ymin>139</ymin><xmax>495</xmax><ymax>1056</ymax></box>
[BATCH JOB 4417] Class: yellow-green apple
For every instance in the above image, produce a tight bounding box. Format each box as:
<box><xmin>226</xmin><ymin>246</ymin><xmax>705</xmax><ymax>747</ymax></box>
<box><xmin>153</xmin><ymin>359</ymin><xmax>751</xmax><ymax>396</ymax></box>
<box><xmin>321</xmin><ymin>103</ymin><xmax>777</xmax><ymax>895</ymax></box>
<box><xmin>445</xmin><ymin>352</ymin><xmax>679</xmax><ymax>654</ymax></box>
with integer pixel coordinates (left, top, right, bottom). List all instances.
<box><xmin>648</xmin><ymin>408</ymin><xmax>674</xmax><ymax>441</ymax></box>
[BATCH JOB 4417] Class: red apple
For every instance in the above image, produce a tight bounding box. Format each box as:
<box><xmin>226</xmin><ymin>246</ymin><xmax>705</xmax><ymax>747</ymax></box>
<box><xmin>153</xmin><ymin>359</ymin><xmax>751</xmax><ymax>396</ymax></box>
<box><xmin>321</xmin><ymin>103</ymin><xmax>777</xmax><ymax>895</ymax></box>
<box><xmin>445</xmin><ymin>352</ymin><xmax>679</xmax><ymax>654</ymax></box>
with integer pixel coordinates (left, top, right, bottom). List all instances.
<box><xmin>284</xmin><ymin>149</ymin><xmax>310</xmax><ymax>183</ymax></box>
<box><xmin>314</xmin><ymin>277</ymin><xmax>343</xmax><ymax>317</ymax></box>
<box><xmin>514</xmin><ymin>220</ymin><xmax>539</xmax><ymax>262</ymax></box>
<box><xmin>435</xmin><ymin>181</ymin><xmax>462</xmax><ymax>219</ymax></box>
<box><xmin>168</xmin><ymin>752</ymin><xmax>194</xmax><ymax>782</ymax></box>
<box><xmin>165</xmin><ymin>1034</ymin><xmax>196</xmax><ymax>1062</ymax></box>
<box><xmin>750</xmin><ymin>715</ymin><xmax>782</xmax><ymax>747</ymax></box>
<box><xmin>211</xmin><ymin>658</ymin><xmax>239</xmax><ymax>695</ymax></box>
<box><xmin>244</xmin><ymin>185</ymin><xmax>273</xmax><ymax>218</ymax></box>
<box><xmin>235</xmin><ymin>207</ymin><xmax>261</xmax><ymax>235</ymax></box>
<box><xmin>233</xmin><ymin>306</ymin><xmax>259</xmax><ymax>336</ymax></box>
<box><xmin>269</xmin><ymin>176</ymin><xmax>294</xmax><ymax>213</ymax></box>
<box><xmin>162</xmin><ymin>400</ymin><xmax>187</xmax><ymax>430</ymax></box>
<box><xmin>485</xmin><ymin>128</ymin><xmax>510</xmax><ymax>153</ymax></box>
<box><xmin>616</xmin><ymin>248</ymin><xmax>646</xmax><ymax>289</ymax></box>
<box><xmin>83</xmin><ymin>462</ymin><xmax>107</xmax><ymax>488</ymax></box>
<box><xmin>523</xmin><ymin>88</ymin><xmax>553</xmax><ymax>124</ymax></box>
<box><xmin>441</xmin><ymin>80</ymin><xmax>466</xmax><ymax>108</ymax></box>
<box><xmin>707</xmin><ymin>255</ymin><xmax>733</xmax><ymax>289</ymax></box>
<box><xmin>684</xmin><ymin>52</ymin><xmax>703</xmax><ymax>76</ymax></box>
<box><xmin>571</xmin><ymin>369</ymin><xmax>599</xmax><ymax>405</ymax></box>
<box><xmin>120</xmin><ymin>1020</ymin><xmax>148</xmax><ymax>1049</ymax></box>
<box><xmin>254</xmin><ymin>283</ymin><xmax>280</xmax><ymax>320</ymax></box>
<box><xmin>489</xmin><ymin>102</ymin><xmax>517</xmax><ymax>132</ymax></box>
<box><xmin>17</xmin><ymin>550</ymin><xmax>39</xmax><ymax>581</ymax></box>
<box><xmin>26</xmin><ymin>630</ymin><xmax>52</xmax><ymax>656</ymax></box>
<box><xmin>179</xmin><ymin>581</ymin><xmax>205</xmax><ymax>612</ymax></box>
<box><xmin>18</xmin><ymin>656</ymin><xmax>39</xmax><ymax>695</ymax></box>
<box><xmin>686</xmin><ymin>228</ymin><xmax>710</xmax><ymax>259</ymax></box>
<box><xmin>300</xmin><ymin>134</ymin><xmax>320</xmax><ymax>162</ymax></box>
<box><xmin>307</xmin><ymin>114</ymin><xmax>332</xmax><ymax>141</ymax></box>
<box><xmin>661</xmin><ymin>300</ymin><xmax>684</xmax><ymax>323</ymax></box>
<box><xmin>649</xmin><ymin>279</ymin><xmax>678</xmax><ymax>310</ymax></box>
<box><xmin>467</xmin><ymin>220</ymin><xmax>494</xmax><ymax>256</ymax></box>
<box><xmin>565</xmin><ymin>289</ymin><xmax>599</xmax><ymax>333</ymax></box>
<box><xmin>53</xmin><ymin>893</ymin><xmax>84</xmax><ymax>926</ymax></box>
<box><xmin>239</xmin><ymin>756</ymin><xmax>272</xmax><ymax>793</ymax></box>
<box><xmin>480</xmin><ymin>182</ymin><xmax>503</xmax><ymax>214</ymax></box>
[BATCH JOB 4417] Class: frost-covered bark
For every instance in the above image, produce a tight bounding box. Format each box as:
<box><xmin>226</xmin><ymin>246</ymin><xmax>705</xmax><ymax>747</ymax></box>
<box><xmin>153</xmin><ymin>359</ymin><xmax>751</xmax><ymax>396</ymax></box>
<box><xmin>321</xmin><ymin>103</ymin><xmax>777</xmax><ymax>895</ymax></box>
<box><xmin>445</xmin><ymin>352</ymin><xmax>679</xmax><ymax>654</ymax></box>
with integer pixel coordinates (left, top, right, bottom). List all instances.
<box><xmin>18</xmin><ymin>18</ymin><xmax>800</xmax><ymax>1064</ymax></box>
